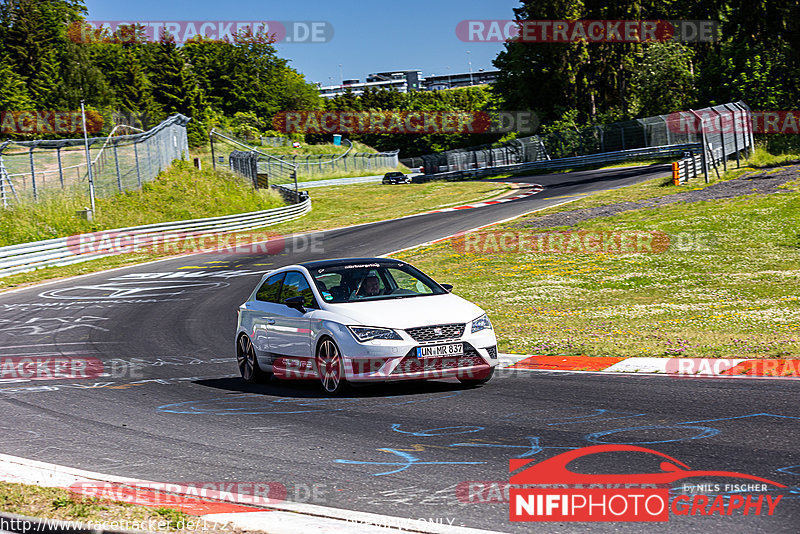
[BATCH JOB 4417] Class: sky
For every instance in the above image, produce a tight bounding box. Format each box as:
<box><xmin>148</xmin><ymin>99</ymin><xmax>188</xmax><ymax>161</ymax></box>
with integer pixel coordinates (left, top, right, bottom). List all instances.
<box><xmin>83</xmin><ymin>0</ymin><xmax>520</xmax><ymax>86</ymax></box>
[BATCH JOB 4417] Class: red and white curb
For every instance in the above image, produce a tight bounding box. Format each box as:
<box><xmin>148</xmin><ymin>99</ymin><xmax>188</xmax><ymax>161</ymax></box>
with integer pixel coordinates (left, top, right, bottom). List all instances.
<box><xmin>498</xmin><ymin>354</ymin><xmax>800</xmax><ymax>380</ymax></box>
<box><xmin>0</xmin><ymin>453</ymin><xmax>502</xmax><ymax>534</ymax></box>
<box><xmin>418</xmin><ymin>185</ymin><xmax>543</xmax><ymax>216</ymax></box>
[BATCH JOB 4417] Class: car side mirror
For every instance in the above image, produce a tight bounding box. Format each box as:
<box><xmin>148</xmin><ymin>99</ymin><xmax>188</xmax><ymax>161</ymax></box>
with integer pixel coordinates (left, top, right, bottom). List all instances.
<box><xmin>283</xmin><ymin>295</ymin><xmax>306</xmax><ymax>312</ymax></box>
<box><xmin>441</xmin><ymin>283</ymin><xmax>453</xmax><ymax>292</ymax></box>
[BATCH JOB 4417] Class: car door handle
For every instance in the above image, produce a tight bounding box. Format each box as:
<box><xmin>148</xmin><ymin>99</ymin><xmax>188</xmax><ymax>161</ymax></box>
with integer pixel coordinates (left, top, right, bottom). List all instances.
<box><xmin>267</xmin><ymin>319</ymin><xmax>276</xmax><ymax>325</ymax></box>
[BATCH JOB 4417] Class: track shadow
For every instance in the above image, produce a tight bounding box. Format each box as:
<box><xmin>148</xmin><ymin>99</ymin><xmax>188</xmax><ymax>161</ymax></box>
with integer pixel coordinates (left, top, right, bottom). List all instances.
<box><xmin>193</xmin><ymin>375</ymin><xmax>477</xmax><ymax>399</ymax></box>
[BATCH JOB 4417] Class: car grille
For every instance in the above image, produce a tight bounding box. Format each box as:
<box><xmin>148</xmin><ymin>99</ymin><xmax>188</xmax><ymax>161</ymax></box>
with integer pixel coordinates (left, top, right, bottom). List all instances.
<box><xmin>405</xmin><ymin>323</ymin><xmax>465</xmax><ymax>343</ymax></box>
<box><xmin>392</xmin><ymin>354</ymin><xmax>486</xmax><ymax>374</ymax></box>
<box><xmin>486</xmin><ymin>346</ymin><xmax>498</xmax><ymax>359</ymax></box>
<box><xmin>391</xmin><ymin>344</ymin><xmax>488</xmax><ymax>375</ymax></box>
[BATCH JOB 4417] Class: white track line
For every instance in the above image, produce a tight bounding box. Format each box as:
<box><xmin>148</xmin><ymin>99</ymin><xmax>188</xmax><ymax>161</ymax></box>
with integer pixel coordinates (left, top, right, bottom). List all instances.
<box><xmin>0</xmin><ymin>453</ymin><xmax>503</xmax><ymax>534</ymax></box>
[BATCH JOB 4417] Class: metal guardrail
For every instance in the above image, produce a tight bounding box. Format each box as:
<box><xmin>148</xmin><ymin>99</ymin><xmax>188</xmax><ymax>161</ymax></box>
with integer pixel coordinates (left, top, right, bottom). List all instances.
<box><xmin>0</xmin><ymin>199</ymin><xmax>311</xmax><ymax>278</ymax></box>
<box><xmin>414</xmin><ymin>143</ymin><xmax>702</xmax><ymax>182</ymax></box>
<box><xmin>672</xmin><ymin>145</ymin><xmax>726</xmax><ymax>184</ymax></box>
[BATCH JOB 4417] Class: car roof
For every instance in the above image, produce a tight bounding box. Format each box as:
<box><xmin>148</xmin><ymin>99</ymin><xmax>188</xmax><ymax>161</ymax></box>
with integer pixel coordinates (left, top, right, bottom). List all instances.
<box><xmin>300</xmin><ymin>257</ymin><xmax>405</xmax><ymax>270</ymax></box>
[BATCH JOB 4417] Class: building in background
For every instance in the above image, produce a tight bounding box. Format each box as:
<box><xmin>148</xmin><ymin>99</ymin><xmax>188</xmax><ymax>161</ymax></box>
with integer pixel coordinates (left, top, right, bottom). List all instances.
<box><xmin>316</xmin><ymin>69</ymin><xmax>500</xmax><ymax>98</ymax></box>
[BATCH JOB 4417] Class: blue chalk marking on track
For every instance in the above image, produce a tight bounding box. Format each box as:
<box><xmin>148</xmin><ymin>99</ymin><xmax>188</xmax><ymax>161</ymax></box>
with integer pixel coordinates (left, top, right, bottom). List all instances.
<box><xmin>449</xmin><ymin>436</ymin><xmax>578</xmax><ymax>458</ymax></box>
<box><xmin>335</xmin><ymin>449</ymin><xmax>485</xmax><ymax>476</ymax></box>
<box><xmin>390</xmin><ymin>424</ymin><xmax>484</xmax><ymax>436</ymax></box>
<box><xmin>675</xmin><ymin>413</ymin><xmax>800</xmax><ymax>425</ymax></box>
<box><xmin>777</xmin><ymin>465</ymin><xmax>800</xmax><ymax>476</ymax></box>
<box><xmin>586</xmin><ymin>424</ymin><xmax>720</xmax><ymax>444</ymax></box>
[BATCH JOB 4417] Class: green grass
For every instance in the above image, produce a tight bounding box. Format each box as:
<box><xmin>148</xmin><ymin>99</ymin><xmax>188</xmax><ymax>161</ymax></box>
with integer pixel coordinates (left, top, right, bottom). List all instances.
<box><xmin>268</xmin><ymin>181</ymin><xmax>512</xmax><ymax>235</ymax></box>
<box><xmin>516</xmin><ymin>152</ymin><xmax>776</xmax><ymax>218</ymax></box>
<box><xmin>393</xmin><ymin>162</ymin><xmax>800</xmax><ymax>359</ymax></box>
<box><xmin>0</xmin><ymin>161</ymin><xmax>285</xmax><ymax>247</ymax></box>
<box><xmin>747</xmin><ymin>146</ymin><xmax>800</xmax><ymax>167</ymax></box>
<box><xmin>0</xmin><ymin>181</ymin><xmax>512</xmax><ymax>291</ymax></box>
<box><xmin>259</xmin><ymin>139</ymin><xmax>379</xmax><ymax>155</ymax></box>
<box><xmin>0</xmin><ymin>482</ymin><xmax>230</xmax><ymax>532</ymax></box>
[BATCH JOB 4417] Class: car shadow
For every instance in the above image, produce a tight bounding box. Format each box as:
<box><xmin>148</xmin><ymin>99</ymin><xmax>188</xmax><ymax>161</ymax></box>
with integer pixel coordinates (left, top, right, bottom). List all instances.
<box><xmin>193</xmin><ymin>376</ymin><xmax>477</xmax><ymax>399</ymax></box>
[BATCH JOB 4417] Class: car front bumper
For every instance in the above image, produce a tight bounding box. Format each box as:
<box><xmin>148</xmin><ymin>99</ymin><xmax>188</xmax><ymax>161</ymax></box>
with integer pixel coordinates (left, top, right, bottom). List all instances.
<box><xmin>339</xmin><ymin>329</ymin><xmax>498</xmax><ymax>382</ymax></box>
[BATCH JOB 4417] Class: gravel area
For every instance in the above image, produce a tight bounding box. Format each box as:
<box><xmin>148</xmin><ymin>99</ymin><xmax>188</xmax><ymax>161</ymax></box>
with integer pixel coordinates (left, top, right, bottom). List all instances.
<box><xmin>517</xmin><ymin>163</ymin><xmax>800</xmax><ymax>229</ymax></box>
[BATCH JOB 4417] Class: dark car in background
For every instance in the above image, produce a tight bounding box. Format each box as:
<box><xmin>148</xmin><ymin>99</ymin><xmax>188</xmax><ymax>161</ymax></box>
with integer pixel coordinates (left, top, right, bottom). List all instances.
<box><xmin>382</xmin><ymin>171</ymin><xmax>411</xmax><ymax>184</ymax></box>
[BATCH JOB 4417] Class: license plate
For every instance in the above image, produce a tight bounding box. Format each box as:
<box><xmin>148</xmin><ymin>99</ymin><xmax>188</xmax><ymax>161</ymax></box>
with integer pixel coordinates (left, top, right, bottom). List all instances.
<box><xmin>416</xmin><ymin>343</ymin><xmax>463</xmax><ymax>358</ymax></box>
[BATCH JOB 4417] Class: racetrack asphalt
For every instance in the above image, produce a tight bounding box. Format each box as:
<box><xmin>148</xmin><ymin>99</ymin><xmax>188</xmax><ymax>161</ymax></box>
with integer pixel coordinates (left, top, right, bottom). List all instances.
<box><xmin>0</xmin><ymin>163</ymin><xmax>797</xmax><ymax>533</ymax></box>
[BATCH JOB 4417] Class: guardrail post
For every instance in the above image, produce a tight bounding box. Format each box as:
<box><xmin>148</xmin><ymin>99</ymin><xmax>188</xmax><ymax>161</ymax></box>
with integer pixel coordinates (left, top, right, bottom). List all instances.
<box><xmin>711</xmin><ymin>108</ymin><xmax>728</xmax><ymax>172</ymax></box>
<box><xmin>134</xmin><ymin>142</ymin><xmax>142</xmax><ymax>187</ymax></box>
<box><xmin>738</xmin><ymin>102</ymin><xmax>755</xmax><ymax>157</ymax></box>
<box><xmin>145</xmin><ymin>138</ymin><xmax>153</xmax><ymax>183</ymax></box>
<box><xmin>210</xmin><ymin>130</ymin><xmax>217</xmax><ymax>170</ymax></box>
<box><xmin>113</xmin><ymin>142</ymin><xmax>123</xmax><ymax>192</ymax></box>
<box><xmin>689</xmin><ymin>110</ymin><xmax>709</xmax><ymax>183</ymax></box>
<box><xmin>28</xmin><ymin>148</ymin><xmax>38</xmax><ymax>201</ymax></box>
<box><xmin>723</xmin><ymin>104</ymin><xmax>741</xmax><ymax>168</ymax></box>
<box><xmin>56</xmin><ymin>147</ymin><xmax>65</xmax><ymax>189</ymax></box>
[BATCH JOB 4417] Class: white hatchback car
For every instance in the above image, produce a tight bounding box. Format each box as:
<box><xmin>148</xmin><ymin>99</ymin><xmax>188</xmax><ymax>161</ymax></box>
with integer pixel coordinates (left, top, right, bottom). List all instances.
<box><xmin>235</xmin><ymin>258</ymin><xmax>498</xmax><ymax>394</ymax></box>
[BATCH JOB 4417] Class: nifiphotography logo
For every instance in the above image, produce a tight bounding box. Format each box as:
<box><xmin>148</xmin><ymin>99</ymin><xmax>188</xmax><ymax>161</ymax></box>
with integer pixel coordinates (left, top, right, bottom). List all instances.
<box><xmin>508</xmin><ymin>444</ymin><xmax>786</xmax><ymax>522</ymax></box>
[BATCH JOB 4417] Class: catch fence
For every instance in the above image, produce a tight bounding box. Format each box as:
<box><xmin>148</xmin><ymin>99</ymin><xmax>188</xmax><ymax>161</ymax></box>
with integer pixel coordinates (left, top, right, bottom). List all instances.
<box><xmin>402</xmin><ymin>102</ymin><xmax>753</xmax><ymax>177</ymax></box>
<box><xmin>0</xmin><ymin>115</ymin><xmax>190</xmax><ymax>207</ymax></box>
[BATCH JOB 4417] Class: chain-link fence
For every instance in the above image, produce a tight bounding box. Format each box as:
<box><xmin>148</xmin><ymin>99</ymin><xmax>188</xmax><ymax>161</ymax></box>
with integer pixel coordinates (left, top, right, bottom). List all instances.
<box><xmin>210</xmin><ymin>129</ymin><xmax>399</xmax><ymax>181</ymax></box>
<box><xmin>0</xmin><ymin>115</ymin><xmax>190</xmax><ymax>207</ymax></box>
<box><xmin>402</xmin><ymin>102</ymin><xmax>751</xmax><ymax>175</ymax></box>
<box><xmin>259</xmin><ymin>136</ymin><xmax>294</xmax><ymax>147</ymax></box>
<box><xmin>274</xmin><ymin>151</ymin><xmax>399</xmax><ymax>178</ymax></box>
<box><xmin>401</xmin><ymin>137</ymin><xmax>549</xmax><ymax>174</ymax></box>
<box><xmin>210</xmin><ymin>129</ymin><xmax>297</xmax><ymax>186</ymax></box>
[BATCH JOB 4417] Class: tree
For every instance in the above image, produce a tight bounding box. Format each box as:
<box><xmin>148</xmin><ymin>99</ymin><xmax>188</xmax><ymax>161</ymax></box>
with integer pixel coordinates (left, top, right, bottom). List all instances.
<box><xmin>631</xmin><ymin>42</ymin><xmax>696</xmax><ymax>116</ymax></box>
<box><xmin>149</xmin><ymin>33</ymin><xmax>210</xmax><ymax>145</ymax></box>
<box><xmin>0</xmin><ymin>52</ymin><xmax>32</xmax><ymax>109</ymax></box>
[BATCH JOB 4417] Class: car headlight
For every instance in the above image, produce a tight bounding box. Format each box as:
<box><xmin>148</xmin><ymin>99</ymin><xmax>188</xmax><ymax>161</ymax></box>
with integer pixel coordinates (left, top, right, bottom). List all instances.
<box><xmin>471</xmin><ymin>314</ymin><xmax>493</xmax><ymax>333</ymax></box>
<box><xmin>348</xmin><ymin>326</ymin><xmax>402</xmax><ymax>342</ymax></box>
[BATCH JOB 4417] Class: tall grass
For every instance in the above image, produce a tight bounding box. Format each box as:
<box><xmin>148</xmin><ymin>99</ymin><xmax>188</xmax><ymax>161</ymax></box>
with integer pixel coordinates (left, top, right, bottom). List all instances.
<box><xmin>0</xmin><ymin>161</ymin><xmax>284</xmax><ymax>246</ymax></box>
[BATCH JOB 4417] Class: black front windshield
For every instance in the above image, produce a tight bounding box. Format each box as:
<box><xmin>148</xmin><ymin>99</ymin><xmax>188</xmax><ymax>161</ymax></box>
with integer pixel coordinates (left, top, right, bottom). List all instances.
<box><xmin>309</xmin><ymin>262</ymin><xmax>447</xmax><ymax>304</ymax></box>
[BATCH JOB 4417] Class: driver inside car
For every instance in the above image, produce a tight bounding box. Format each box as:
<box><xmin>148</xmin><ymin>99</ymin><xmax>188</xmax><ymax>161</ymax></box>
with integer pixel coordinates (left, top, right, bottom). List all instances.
<box><xmin>357</xmin><ymin>274</ymin><xmax>381</xmax><ymax>297</ymax></box>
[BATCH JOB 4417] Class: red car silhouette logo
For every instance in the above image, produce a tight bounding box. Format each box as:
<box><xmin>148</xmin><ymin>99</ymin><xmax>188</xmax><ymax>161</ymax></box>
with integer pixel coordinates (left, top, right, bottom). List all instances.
<box><xmin>510</xmin><ymin>444</ymin><xmax>786</xmax><ymax>487</ymax></box>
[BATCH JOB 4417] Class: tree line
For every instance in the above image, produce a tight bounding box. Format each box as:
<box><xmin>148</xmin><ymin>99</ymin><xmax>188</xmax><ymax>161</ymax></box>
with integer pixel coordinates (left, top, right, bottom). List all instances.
<box><xmin>1</xmin><ymin>0</ymin><xmax>797</xmax><ymax>155</ymax></box>
<box><xmin>0</xmin><ymin>0</ymin><xmax>321</xmax><ymax>145</ymax></box>
<box><xmin>327</xmin><ymin>0</ymin><xmax>800</xmax><ymax>156</ymax></box>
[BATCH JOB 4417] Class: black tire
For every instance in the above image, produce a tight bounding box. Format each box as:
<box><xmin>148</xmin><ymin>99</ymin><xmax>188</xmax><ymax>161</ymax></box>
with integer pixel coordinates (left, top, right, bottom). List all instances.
<box><xmin>237</xmin><ymin>334</ymin><xmax>272</xmax><ymax>383</ymax></box>
<box><xmin>458</xmin><ymin>367</ymin><xmax>494</xmax><ymax>386</ymax></box>
<box><xmin>316</xmin><ymin>338</ymin><xmax>348</xmax><ymax>395</ymax></box>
